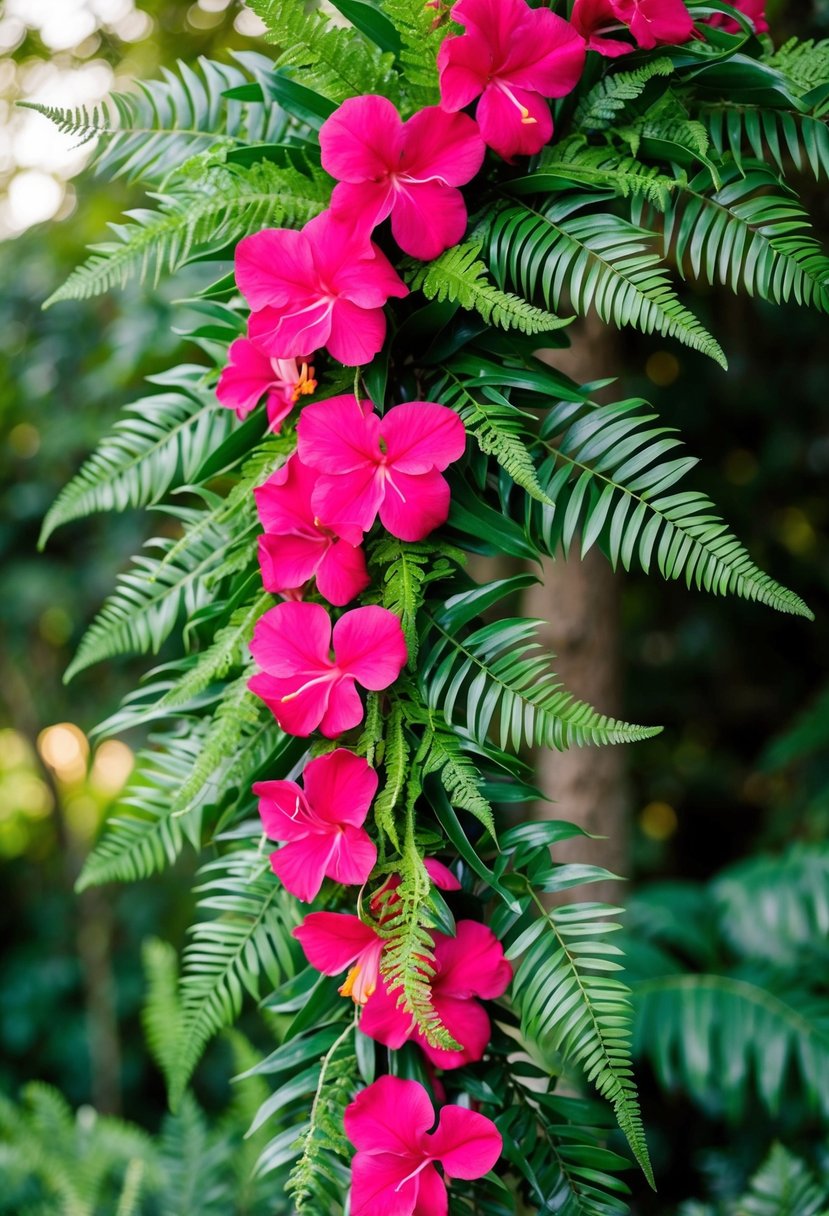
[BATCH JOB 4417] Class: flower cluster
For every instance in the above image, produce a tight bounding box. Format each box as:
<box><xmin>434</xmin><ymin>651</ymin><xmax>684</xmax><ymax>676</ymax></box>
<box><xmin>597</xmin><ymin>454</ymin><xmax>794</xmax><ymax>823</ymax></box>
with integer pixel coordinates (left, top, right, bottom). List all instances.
<box><xmin>214</xmin><ymin>0</ymin><xmax>768</xmax><ymax>1206</ymax></box>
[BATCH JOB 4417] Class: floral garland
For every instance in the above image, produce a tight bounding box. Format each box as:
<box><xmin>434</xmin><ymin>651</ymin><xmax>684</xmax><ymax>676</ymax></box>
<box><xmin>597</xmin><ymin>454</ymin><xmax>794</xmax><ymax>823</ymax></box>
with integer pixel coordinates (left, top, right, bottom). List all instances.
<box><xmin>207</xmin><ymin>0</ymin><xmax>769</xmax><ymax>1210</ymax></box>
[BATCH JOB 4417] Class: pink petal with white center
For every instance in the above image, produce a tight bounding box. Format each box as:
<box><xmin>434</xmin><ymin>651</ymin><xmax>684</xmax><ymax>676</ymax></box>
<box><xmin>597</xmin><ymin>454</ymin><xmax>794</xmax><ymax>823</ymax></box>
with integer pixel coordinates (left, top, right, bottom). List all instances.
<box><xmin>349</xmin><ymin>1152</ymin><xmax>424</xmax><ymax>1216</ymax></box>
<box><xmin>235</xmin><ymin>228</ymin><xmax>315</xmax><ymax>311</ymax></box>
<box><xmin>297</xmin><ymin>395</ymin><xmax>379</xmax><ymax>474</ymax></box>
<box><xmin>295</xmin><ymin>911</ymin><xmax>380</xmax><ymax>976</ymax></box>
<box><xmin>253</xmin><ymin>778</ymin><xmax>311</xmax><ymax>842</ymax></box>
<box><xmin>319</xmin><ymin>94</ymin><xmax>403</xmax><ymax>183</ymax></box>
<box><xmin>390</xmin><ymin>180</ymin><xmax>470</xmax><ymax>260</ymax></box>
<box><xmin>247</xmin><ymin>297</ymin><xmax>334</xmax><ymax>360</ymax></box>
<box><xmin>249</xmin><ymin>601</ymin><xmax>331</xmax><ymax>677</ymax></box>
<box><xmin>248</xmin><ymin>669</ymin><xmax>334</xmax><ymax>737</ymax></box>
<box><xmin>476</xmin><ymin>82</ymin><xmax>553</xmax><ymax>159</ymax></box>
<box><xmin>378</xmin><ymin>467</ymin><xmax>452</xmax><ymax>541</ymax></box>
<box><xmin>319</xmin><ymin>675</ymin><xmax>365</xmax><ymax>737</ymax></box>
<box><xmin>328</xmin><ymin>824</ymin><xmax>377</xmax><ymax>887</ymax></box>
<box><xmin>332</xmin><ymin>606</ymin><xmax>407</xmax><ymax>690</ymax></box>
<box><xmin>426</xmin><ymin>1105</ymin><xmax>503</xmax><ymax>1179</ymax></box>
<box><xmin>327</xmin><ymin>298</ymin><xmax>389</xmax><ymax>367</ymax></box>
<box><xmin>315</xmin><ymin>538</ymin><xmax>371</xmax><ymax>606</ymax></box>
<box><xmin>434</xmin><ymin>919</ymin><xmax>513</xmax><ymax>1000</ymax></box>
<box><xmin>401</xmin><ymin>106</ymin><xmax>485</xmax><ymax>186</ymax></box>
<box><xmin>345</xmin><ymin>1075</ymin><xmax>435</xmax><ymax>1155</ymax></box>
<box><xmin>381</xmin><ymin>402</ymin><xmax>467</xmax><ymax>473</ymax></box>
<box><xmin>301</xmin><ymin>749</ymin><xmax>378</xmax><ymax>828</ymax></box>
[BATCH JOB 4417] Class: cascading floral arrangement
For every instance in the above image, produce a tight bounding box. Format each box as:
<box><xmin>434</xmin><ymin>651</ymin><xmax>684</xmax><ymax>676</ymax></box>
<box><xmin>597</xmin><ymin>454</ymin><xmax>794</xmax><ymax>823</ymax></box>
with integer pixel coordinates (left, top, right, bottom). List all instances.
<box><xmin>34</xmin><ymin>0</ymin><xmax>827</xmax><ymax>1211</ymax></box>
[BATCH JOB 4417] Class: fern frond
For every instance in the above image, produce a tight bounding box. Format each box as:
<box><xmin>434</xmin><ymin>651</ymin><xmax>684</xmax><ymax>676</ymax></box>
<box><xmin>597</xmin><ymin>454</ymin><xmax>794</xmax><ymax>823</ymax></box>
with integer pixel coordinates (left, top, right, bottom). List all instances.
<box><xmin>408</xmin><ymin>241</ymin><xmax>570</xmax><ymax>336</ymax></box>
<box><xmin>489</xmin><ymin>201</ymin><xmax>727</xmax><ymax>366</ymax></box>
<box><xmin>431</xmin><ymin>367</ymin><xmax>553</xmax><ymax>506</ymax></box>
<box><xmin>369</xmin><ymin>536</ymin><xmax>462</xmax><ymax>662</ymax></box>
<box><xmin>39</xmin><ymin>380</ymin><xmax>232</xmax><ymax>545</ymax></box>
<box><xmin>506</xmin><ymin>886</ymin><xmax>653</xmax><ymax>1186</ymax></box>
<box><xmin>632</xmin><ymin>973</ymin><xmax>829</xmax><ymax>1121</ymax></box>
<box><xmin>739</xmin><ymin>1144</ymin><xmax>827</xmax><ymax>1216</ymax></box>
<box><xmin>22</xmin><ymin>54</ymin><xmax>289</xmax><ymax>184</ymax></box>
<box><xmin>640</xmin><ymin>166</ymin><xmax>829</xmax><ymax>310</ymax></box>
<box><xmin>159</xmin><ymin>590</ymin><xmax>272</xmax><ymax>709</ymax></box>
<box><xmin>380</xmin><ymin>0</ymin><xmax>447</xmax><ymax>108</ymax></box>
<box><xmin>171</xmin><ymin>847</ymin><xmax>302</xmax><ymax>1108</ymax></box>
<box><xmin>531</xmin><ymin>396</ymin><xmax>813</xmax><ymax>618</ymax></box>
<box><xmin>371</xmin><ymin>701</ymin><xmax>409</xmax><ymax>849</ymax></box>
<box><xmin>536</xmin><ymin>138</ymin><xmax>682</xmax><ymax>208</ymax></box>
<box><xmin>768</xmin><ymin>38</ymin><xmax>829</xmax><ymax>107</ymax></box>
<box><xmin>77</xmin><ymin>732</ymin><xmax>204</xmax><ymax>889</ymax></box>
<box><xmin>46</xmin><ymin>161</ymin><xmax>327</xmax><ymax>306</ymax></box>
<box><xmin>65</xmin><ymin>506</ymin><xmax>239</xmax><ymax>681</ymax></box>
<box><xmin>417</xmin><ymin>715</ymin><xmax>497</xmax><ymax>840</ymax></box>
<box><xmin>285</xmin><ymin>1022</ymin><xmax>356</xmax><ymax>1212</ymax></box>
<box><xmin>573</xmin><ymin>58</ymin><xmax>674</xmax><ymax>131</ymax></box>
<box><xmin>141</xmin><ymin>938</ymin><xmax>183</xmax><ymax>1091</ymax></box>
<box><xmin>247</xmin><ymin>0</ymin><xmax>398</xmax><ymax>104</ymax></box>
<box><xmin>158</xmin><ymin>1094</ymin><xmax>227</xmax><ymax>1212</ymax></box>
<box><xmin>702</xmin><ymin>104</ymin><xmax>829</xmax><ymax>181</ymax></box>
<box><xmin>421</xmin><ymin>599</ymin><xmax>660</xmax><ymax>751</ymax></box>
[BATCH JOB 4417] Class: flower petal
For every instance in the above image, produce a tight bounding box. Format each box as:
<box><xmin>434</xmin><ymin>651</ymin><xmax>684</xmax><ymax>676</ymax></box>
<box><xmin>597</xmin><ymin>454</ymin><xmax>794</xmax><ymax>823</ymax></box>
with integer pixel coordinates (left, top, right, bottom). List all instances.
<box><xmin>378</xmin><ymin>468</ymin><xmax>452</xmax><ymax>542</ymax></box>
<box><xmin>295</xmin><ymin>911</ymin><xmax>380</xmax><ymax>975</ymax></box>
<box><xmin>326</xmin><ymin>298</ymin><xmax>388</xmax><ymax>366</ymax></box>
<box><xmin>271</xmin><ymin>834</ymin><xmax>338</xmax><ymax>903</ymax></box>
<box><xmin>426</xmin><ymin>1105</ymin><xmax>502</xmax><ymax>1179</ymax></box>
<box><xmin>328</xmin><ymin>824</ymin><xmax>378</xmax><ymax>887</ymax></box>
<box><xmin>248</xmin><ymin>670</ymin><xmax>333</xmax><ymax>737</ymax></box>
<box><xmin>390</xmin><ymin>181</ymin><xmax>470</xmax><ymax>261</ymax></box>
<box><xmin>249</xmin><ymin>602</ymin><xmax>331</xmax><ymax>677</ymax></box>
<box><xmin>312</xmin><ymin>466</ymin><xmax>385</xmax><ymax>535</ymax></box>
<box><xmin>257</xmin><ymin>533</ymin><xmax>324</xmax><ymax>596</ymax></box>
<box><xmin>499</xmin><ymin>6</ymin><xmax>585</xmax><ymax>97</ymax></box>
<box><xmin>302</xmin><ymin>749</ymin><xmax>379</xmax><ymax>828</ymax></box>
<box><xmin>330</xmin><ymin>179</ymin><xmax>395</xmax><ymax>238</ymax></box>
<box><xmin>419</xmin><ymin>993</ymin><xmax>492</xmax><ymax>1069</ymax></box>
<box><xmin>320</xmin><ymin>94</ymin><xmax>403</xmax><ymax>183</ymax></box>
<box><xmin>381</xmin><ymin>402</ymin><xmax>467</xmax><ymax>473</ymax></box>
<box><xmin>248</xmin><ymin>298</ymin><xmax>334</xmax><ymax>361</ymax></box>
<box><xmin>345</xmin><ymin>1076</ymin><xmax>435</xmax><ymax>1155</ymax></box>
<box><xmin>216</xmin><ymin>338</ymin><xmax>276</xmax><ymax>418</ymax></box>
<box><xmin>319</xmin><ymin>675</ymin><xmax>366</xmax><ymax>737</ymax></box>
<box><xmin>297</xmin><ymin>395</ymin><xmax>380</xmax><ymax>474</ymax></box>
<box><xmin>359</xmin><ymin>977</ymin><xmax>413</xmax><ymax>1050</ymax></box>
<box><xmin>349</xmin><ymin>1152</ymin><xmax>422</xmax><ymax>1216</ymax></box>
<box><xmin>333</xmin><ymin>606</ymin><xmax>408</xmax><ymax>690</ymax></box>
<box><xmin>235</xmin><ymin>227</ymin><xmax>314</xmax><ymax>310</ymax></box>
<box><xmin>253</xmin><ymin>779</ymin><xmax>311</xmax><ymax>842</ymax></box>
<box><xmin>434</xmin><ymin>919</ymin><xmax>513</xmax><ymax>999</ymax></box>
<box><xmin>476</xmin><ymin>83</ymin><xmax>553</xmax><ymax>159</ymax></box>
<box><xmin>437</xmin><ymin>29</ymin><xmax>491</xmax><ymax>111</ymax></box>
<box><xmin>402</xmin><ymin>106</ymin><xmax>485</xmax><ymax>186</ymax></box>
<box><xmin>424</xmin><ymin>858</ymin><xmax>462</xmax><ymax>891</ymax></box>
<box><xmin>315</xmin><ymin>538</ymin><xmax>371</xmax><ymax>606</ymax></box>
<box><xmin>413</xmin><ymin>1164</ymin><xmax>449</xmax><ymax>1216</ymax></box>
<box><xmin>254</xmin><ymin>456</ymin><xmax>317</xmax><ymax>533</ymax></box>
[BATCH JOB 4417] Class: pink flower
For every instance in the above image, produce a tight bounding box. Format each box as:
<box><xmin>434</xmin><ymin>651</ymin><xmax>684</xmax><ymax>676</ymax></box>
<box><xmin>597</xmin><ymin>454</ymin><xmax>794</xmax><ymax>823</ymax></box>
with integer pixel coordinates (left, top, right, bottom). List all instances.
<box><xmin>344</xmin><ymin>1075</ymin><xmax>502</xmax><ymax>1216</ymax></box>
<box><xmin>294</xmin><ymin>910</ymin><xmax>385</xmax><ymax>1004</ymax></box>
<box><xmin>235</xmin><ymin>210</ymin><xmax>408</xmax><ymax>367</ymax></box>
<box><xmin>572</xmin><ymin>0</ymin><xmax>693</xmax><ymax>53</ymax></box>
<box><xmin>254</xmin><ymin>749</ymin><xmax>378</xmax><ymax>902</ymax></box>
<box><xmin>296</xmin><ymin>395</ymin><xmax>466</xmax><ymax>542</ymax></box>
<box><xmin>371</xmin><ymin>858</ymin><xmax>461</xmax><ymax>918</ymax></box>
<box><xmin>216</xmin><ymin>338</ymin><xmax>316</xmax><ymax>431</ymax></box>
<box><xmin>708</xmin><ymin>0</ymin><xmax>767</xmax><ymax>34</ymax></box>
<box><xmin>320</xmin><ymin>96</ymin><xmax>485</xmax><ymax>261</ymax></box>
<box><xmin>248</xmin><ymin>602</ymin><xmax>407</xmax><ymax>738</ymax></box>
<box><xmin>255</xmin><ymin>455</ymin><xmax>370</xmax><ymax>606</ymax></box>
<box><xmin>437</xmin><ymin>0</ymin><xmax>586</xmax><ymax>160</ymax></box>
<box><xmin>360</xmin><ymin>920</ymin><xmax>511</xmax><ymax>1069</ymax></box>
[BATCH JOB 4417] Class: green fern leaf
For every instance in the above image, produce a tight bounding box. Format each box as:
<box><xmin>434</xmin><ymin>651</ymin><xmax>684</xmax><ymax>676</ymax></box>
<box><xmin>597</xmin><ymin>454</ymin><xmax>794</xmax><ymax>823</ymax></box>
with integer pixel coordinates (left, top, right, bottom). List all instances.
<box><xmin>285</xmin><ymin>1022</ymin><xmax>356</xmax><ymax>1213</ymax></box>
<box><xmin>533</xmin><ymin>137</ymin><xmax>682</xmax><ymax>208</ymax></box>
<box><xmin>638</xmin><ymin>166</ymin><xmax>829</xmax><ymax>310</ymax></box>
<box><xmin>171</xmin><ymin>848</ymin><xmax>301</xmax><ymax>1108</ymax></box>
<box><xmin>489</xmin><ymin>200</ymin><xmax>727</xmax><ymax>366</ymax></box>
<box><xmin>247</xmin><ymin>0</ymin><xmax>398</xmax><ymax>104</ymax></box>
<box><xmin>39</xmin><ymin>377</ymin><xmax>232</xmax><ymax>545</ymax></box>
<box><xmin>417</xmin><ymin>715</ymin><xmax>497</xmax><ymax>840</ymax></box>
<box><xmin>21</xmin><ymin>54</ymin><xmax>290</xmax><ymax>184</ymax></box>
<box><xmin>369</xmin><ymin>536</ymin><xmax>463</xmax><ymax>663</ymax></box>
<box><xmin>407</xmin><ymin>241</ymin><xmax>571</xmax><ymax>336</ymax></box>
<box><xmin>532</xmin><ymin>396</ymin><xmax>813</xmax><ymax>618</ymax></box>
<box><xmin>422</xmin><ymin>596</ymin><xmax>661</xmax><ymax>751</ymax></box>
<box><xmin>739</xmin><ymin>1144</ymin><xmax>827</xmax><ymax>1216</ymax></box>
<box><xmin>702</xmin><ymin>103</ymin><xmax>829</xmax><ymax>181</ymax></box>
<box><xmin>46</xmin><ymin>161</ymin><xmax>327</xmax><ymax>306</ymax></box>
<box><xmin>573</xmin><ymin>57</ymin><xmax>675</xmax><ymax>131</ymax></box>
<box><xmin>767</xmin><ymin>37</ymin><xmax>829</xmax><ymax>107</ymax></box>
<box><xmin>379</xmin><ymin>0</ymin><xmax>447</xmax><ymax>108</ymax></box>
<box><xmin>372</xmin><ymin>701</ymin><xmax>409</xmax><ymax>849</ymax></box>
<box><xmin>159</xmin><ymin>590</ymin><xmax>272</xmax><ymax>709</ymax></box>
<box><xmin>141</xmin><ymin>939</ymin><xmax>183</xmax><ymax>1091</ymax></box>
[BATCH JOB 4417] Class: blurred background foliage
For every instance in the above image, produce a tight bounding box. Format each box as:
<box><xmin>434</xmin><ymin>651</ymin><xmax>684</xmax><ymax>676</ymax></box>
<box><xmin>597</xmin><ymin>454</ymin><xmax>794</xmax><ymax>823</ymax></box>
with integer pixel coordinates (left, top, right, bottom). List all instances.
<box><xmin>1</xmin><ymin>0</ymin><xmax>828</xmax><ymax>1211</ymax></box>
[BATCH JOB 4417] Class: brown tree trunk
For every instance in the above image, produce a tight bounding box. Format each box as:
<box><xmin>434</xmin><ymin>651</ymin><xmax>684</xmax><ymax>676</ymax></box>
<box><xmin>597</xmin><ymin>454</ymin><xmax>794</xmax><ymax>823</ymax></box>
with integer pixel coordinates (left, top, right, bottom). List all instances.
<box><xmin>527</xmin><ymin>320</ymin><xmax>628</xmax><ymax>903</ymax></box>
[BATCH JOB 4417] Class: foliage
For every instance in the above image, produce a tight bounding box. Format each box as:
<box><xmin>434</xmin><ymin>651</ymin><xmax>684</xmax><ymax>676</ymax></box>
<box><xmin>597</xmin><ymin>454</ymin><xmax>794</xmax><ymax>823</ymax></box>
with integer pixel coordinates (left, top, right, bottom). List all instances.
<box><xmin>31</xmin><ymin>2</ymin><xmax>829</xmax><ymax>1215</ymax></box>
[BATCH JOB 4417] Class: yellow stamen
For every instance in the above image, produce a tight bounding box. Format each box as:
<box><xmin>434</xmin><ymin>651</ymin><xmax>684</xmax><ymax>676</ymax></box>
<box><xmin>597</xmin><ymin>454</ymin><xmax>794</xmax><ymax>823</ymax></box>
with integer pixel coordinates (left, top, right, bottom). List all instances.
<box><xmin>292</xmin><ymin>362</ymin><xmax>317</xmax><ymax>402</ymax></box>
<box><xmin>520</xmin><ymin>106</ymin><xmax>537</xmax><ymax>125</ymax></box>
<box><xmin>338</xmin><ymin>964</ymin><xmax>376</xmax><ymax>1005</ymax></box>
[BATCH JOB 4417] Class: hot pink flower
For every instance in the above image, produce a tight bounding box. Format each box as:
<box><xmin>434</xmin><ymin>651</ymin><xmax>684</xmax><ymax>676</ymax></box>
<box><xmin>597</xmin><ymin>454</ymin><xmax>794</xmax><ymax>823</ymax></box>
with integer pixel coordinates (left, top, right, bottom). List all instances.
<box><xmin>571</xmin><ymin>0</ymin><xmax>694</xmax><ymax>54</ymax></box>
<box><xmin>297</xmin><ymin>396</ymin><xmax>466</xmax><ymax>542</ymax></box>
<box><xmin>437</xmin><ymin>0</ymin><xmax>586</xmax><ymax>160</ymax></box>
<box><xmin>235</xmin><ymin>210</ymin><xmax>408</xmax><ymax>367</ymax></box>
<box><xmin>344</xmin><ymin>1076</ymin><xmax>502</xmax><ymax>1216</ymax></box>
<box><xmin>216</xmin><ymin>338</ymin><xmax>317</xmax><ymax>431</ymax></box>
<box><xmin>320</xmin><ymin>96</ymin><xmax>485</xmax><ymax>261</ymax></box>
<box><xmin>360</xmin><ymin>920</ymin><xmax>511</xmax><ymax>1069</ymax></box>
<box><xmin>371</xmin><ymin>858</ymin><xmax>461</xmax><ymax>918</ymax></box>
<box><xmin>255</xmin><ymin>455</ymin><xmax>370</xmax><ymax>606</ymax></box>
<box><xmin>248</xmin><ymin>602</ymin><xmax>407</xmax><ymax>737</ymax></box>
<box><xmin>294</xmin><ymin>910</ymin><xmax>385</xmax><ymax>1004</ymax></box>
<box><xmin>708</xmin><ymin>0</ymin><xmax>768</xmax><ymax>34</ymax></box>
<box><xmin>254</xmin><ymin>749</ymin><xmax>378</xmax><ymax>902</ymax></box>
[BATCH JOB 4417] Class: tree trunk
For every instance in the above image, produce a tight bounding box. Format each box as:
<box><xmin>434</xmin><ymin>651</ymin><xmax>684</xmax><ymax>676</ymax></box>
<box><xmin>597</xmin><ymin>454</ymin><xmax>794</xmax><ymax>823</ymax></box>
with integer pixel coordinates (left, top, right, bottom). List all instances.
<box><xmin>528</xmin><ymin>321</ymin><xmax>628</xmax><ymax>903</ymax></box>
